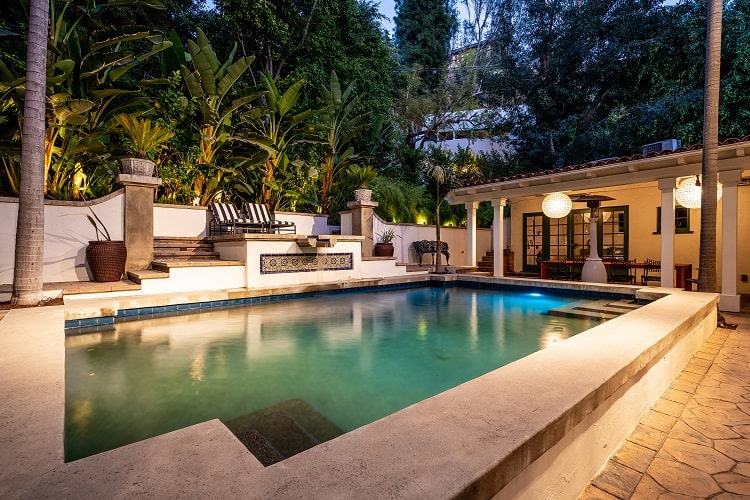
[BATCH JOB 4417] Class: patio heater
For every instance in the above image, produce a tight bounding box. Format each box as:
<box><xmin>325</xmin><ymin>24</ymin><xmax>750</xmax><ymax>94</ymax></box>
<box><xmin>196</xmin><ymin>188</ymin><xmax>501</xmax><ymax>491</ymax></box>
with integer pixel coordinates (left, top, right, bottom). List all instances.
<box><xmin>570</xmin><ymin>194</ymin><xmax>614</xmax><ymax>283</ymax></box>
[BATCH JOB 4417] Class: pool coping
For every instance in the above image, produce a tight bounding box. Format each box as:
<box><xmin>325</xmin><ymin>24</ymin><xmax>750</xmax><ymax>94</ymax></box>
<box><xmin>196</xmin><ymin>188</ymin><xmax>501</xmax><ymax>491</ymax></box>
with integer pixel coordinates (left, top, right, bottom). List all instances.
<box><xmin>0</xmin><ymin>277</ymin><xmax>718</xmax><ymax>499</ymax></box>
<box><xmin>62</xmin><ymin>274</ymin><xmax>643</xmax><ymax>333</ymax></box>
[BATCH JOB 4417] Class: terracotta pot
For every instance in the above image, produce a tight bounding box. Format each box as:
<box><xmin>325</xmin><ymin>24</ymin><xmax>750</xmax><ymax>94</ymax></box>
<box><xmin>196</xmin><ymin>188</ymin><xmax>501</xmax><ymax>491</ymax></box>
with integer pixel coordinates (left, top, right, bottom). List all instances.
<box><xmin>373</xmin><ymin>242</ymin><xmax>394</xmax><ymax>257</ymax></box>
<box><xmin>86</xmin><ymin>240</ymin><xmax>127</xmax><ymax>282</ymax></box>
<box><xmin>119</xmin><ymin>157</ymin><xmax>155</xmax><ymax>176</ymax></box>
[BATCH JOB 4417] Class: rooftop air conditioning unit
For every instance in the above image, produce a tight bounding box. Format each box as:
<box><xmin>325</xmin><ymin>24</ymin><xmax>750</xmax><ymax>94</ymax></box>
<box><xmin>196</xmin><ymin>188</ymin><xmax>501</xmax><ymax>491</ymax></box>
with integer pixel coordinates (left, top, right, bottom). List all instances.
<box><xmin>641</xmin><ymin>138</ymin><xmax>682</xmax><ymax>155</ymax></box>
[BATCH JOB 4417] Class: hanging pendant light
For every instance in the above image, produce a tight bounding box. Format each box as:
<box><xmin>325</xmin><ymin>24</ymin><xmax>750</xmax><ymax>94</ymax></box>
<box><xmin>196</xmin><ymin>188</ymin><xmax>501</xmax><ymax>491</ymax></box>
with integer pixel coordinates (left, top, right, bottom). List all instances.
<box><xmin>675</xmin><ymin>175</ymin><xmax>723</xmax><ymax>209</ymax></box>
<box><xmin>542</xmin><ymin>192</ymin><xmax>572</xmax><ymax>218</ymax></box>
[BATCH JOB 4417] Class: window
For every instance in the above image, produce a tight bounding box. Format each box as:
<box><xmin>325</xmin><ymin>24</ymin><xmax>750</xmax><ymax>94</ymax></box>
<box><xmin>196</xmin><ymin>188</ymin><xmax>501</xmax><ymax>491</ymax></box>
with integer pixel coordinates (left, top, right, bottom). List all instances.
<box><xmin>523</xmin><ymin>206</ymin><xmax>629</xmax><ymax>270</ymax></box>
<box><xmin>523</xmin><ymin>213</ymin><xmax>544</xmax><ymax>271</ymax></box>
<box><xmin>654</xmin><ymin>207</ymin><xmax>692</xmax><ymax>234</ymax></box>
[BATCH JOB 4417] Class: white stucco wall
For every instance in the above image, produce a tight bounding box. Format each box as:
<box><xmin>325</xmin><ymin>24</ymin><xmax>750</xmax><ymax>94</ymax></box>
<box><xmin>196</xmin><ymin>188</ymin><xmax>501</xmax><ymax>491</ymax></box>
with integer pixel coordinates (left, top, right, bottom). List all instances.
<box><xmin>371</xmin><ymin>215</ymin><xmax>493</xmax><ymax>266</ymax></box>
<box><xmin>1</xmin><ymin>196</ymin><xmax>337</xmax><ymax>285</ymax></box>
<box><xmin>0</xmin><ymin>192</ymin><xmax>125</xmax><ymax>284</ymax></box>
<box><xmin>154</xmin><ymin>205</ymin><xmax>210</xmax><ymax>237</ymax></box>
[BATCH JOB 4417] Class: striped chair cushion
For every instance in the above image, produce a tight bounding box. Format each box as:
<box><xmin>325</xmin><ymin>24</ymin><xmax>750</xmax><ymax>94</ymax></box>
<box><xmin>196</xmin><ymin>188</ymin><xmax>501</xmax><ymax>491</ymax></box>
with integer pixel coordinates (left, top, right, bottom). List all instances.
<box><xmin>210</xmin><ymin>202</ymin><xmax>242</xmax><ymax>223</ymax></box>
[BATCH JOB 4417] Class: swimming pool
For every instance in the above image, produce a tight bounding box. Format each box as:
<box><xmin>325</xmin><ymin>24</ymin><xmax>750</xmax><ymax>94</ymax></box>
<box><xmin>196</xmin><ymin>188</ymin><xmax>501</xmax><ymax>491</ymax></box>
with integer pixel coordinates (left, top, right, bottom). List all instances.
<box><xmin>65</xmin><ymin>286</ymin><xmax>604</xmax><ymax>462</ymax></box>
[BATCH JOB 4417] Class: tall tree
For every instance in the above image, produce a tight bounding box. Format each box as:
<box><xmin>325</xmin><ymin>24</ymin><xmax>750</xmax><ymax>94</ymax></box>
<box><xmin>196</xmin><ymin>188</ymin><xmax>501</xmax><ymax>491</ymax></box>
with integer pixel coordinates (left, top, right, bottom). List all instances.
<box><xmin>317</xmin><ymin>71</ymin><xmax>370</xmax><ymax>216</ymax></box>
<box><xmin>421</xmin><ymin>146</ymin><xmax>457</xmax><ymax>274</ymax></box>
<box><xmin>480</xmin><ymin>0</ymin><xmax>661</xmax><ymax>167</ymax></box>
<box><xmin>235</xmin><ymin>71</ymin><xmax>318</xmax><ymax>208</ymax></box>
<box><xmin>12</xmin><ymin>0</ymin><xmax>48</xmax><ymax>305</ymax></box>
<box><xmin>394</xmin><ymin>0</ymin><xmax>458</xmax><ymax>91</ymax></box>
<box><xmin>697</xmin><ymin>0</ymin><xmax>722</xmax><ymax>293</ymax></box>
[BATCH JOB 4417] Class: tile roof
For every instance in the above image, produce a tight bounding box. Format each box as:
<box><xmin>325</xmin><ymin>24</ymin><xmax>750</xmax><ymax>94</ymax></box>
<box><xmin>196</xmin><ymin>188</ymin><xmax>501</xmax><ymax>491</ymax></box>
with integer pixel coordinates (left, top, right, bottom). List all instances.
<box><xmin>460</xmin><ymin>135</ymin><xmax>750</xmax><ymax>188</ymax></box>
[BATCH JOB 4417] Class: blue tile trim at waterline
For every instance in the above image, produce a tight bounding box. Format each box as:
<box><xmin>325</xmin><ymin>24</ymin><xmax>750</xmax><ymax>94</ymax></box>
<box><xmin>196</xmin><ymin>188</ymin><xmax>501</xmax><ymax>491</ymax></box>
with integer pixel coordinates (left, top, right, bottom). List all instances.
<box><xmin>64</xmin><ymin>279</ymin><xmax>638</xmax><ymax>334</ymax></box>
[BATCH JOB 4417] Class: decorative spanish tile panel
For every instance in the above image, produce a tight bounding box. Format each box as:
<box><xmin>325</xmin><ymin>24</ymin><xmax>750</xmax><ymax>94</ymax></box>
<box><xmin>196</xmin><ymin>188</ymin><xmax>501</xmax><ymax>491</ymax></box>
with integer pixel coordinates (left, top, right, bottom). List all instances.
<box><xmin>260</xmin><ymin>252</ymin><xmax>353</xmax><ymax>274</ymax></box>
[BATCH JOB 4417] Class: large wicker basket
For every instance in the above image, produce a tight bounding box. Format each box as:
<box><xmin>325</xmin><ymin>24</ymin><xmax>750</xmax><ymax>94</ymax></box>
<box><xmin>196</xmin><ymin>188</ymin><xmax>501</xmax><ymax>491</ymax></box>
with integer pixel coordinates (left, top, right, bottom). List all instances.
<box><xmin>86</xmin><ymin>240</ymin><xmax>127</xmax><ymax>282</ymax></box>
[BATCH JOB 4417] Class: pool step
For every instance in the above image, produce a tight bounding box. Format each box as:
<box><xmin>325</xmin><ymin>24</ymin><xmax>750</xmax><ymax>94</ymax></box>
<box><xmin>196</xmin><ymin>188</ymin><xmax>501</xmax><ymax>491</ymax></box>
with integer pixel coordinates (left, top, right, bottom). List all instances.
<box><xmin>223</xmin><ymin>398</ymin><xmax>343</xmax><ymax>466</ymax></box>
<box><xmin>548</xmin><ymin>299</ymin><xmax>642</xmax><ymax>321</ymax></box>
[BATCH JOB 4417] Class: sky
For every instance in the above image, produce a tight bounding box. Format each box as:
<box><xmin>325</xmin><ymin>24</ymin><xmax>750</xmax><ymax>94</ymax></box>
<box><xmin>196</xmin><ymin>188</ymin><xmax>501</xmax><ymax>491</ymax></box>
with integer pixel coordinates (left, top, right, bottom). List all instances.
<box><xmin>376</xmin><ymin>0</ymin><xmax>397</xmax><ymax>33</ymax></box>
<box><xmin>377</xmin><ymin>0</ymin><xmax>469</xmax><ymax>35</ymax></box>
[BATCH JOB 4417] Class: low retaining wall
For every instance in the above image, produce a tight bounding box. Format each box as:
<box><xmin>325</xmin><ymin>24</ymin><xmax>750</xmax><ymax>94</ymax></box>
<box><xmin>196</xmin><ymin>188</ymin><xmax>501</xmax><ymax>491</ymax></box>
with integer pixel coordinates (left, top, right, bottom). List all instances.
<box><xmin>0</xmin><ymin>195</ymin><xmax>336</xmax><ymax>285</ymax></box>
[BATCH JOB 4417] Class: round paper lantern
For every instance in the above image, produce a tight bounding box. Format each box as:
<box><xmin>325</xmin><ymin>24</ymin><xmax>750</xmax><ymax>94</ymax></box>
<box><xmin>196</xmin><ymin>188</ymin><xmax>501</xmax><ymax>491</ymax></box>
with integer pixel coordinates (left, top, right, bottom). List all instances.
<box><xmin>542</xmin><ymin>192</ymin><xmax>572</xmax><ymax>219</ymax></box>
<box><xmin>675</xmin><ymin>175</ymin><xmax>722</xmax><ymax>209</ymax></box>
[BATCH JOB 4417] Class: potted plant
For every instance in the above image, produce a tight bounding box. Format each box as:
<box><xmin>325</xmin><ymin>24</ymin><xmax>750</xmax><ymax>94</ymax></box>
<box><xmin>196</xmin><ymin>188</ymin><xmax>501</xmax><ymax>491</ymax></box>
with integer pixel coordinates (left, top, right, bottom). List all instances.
<box><xmin>347</xmin><ymin>164</ymin><xmax>378</xmax><ymax>202</ymax></box>
<box><xmin>84</xmin><ymin>203</ymin><xmax>127</xmax><ymax>282</ymax></box>
<box><xmin>115</xmin><ymin>114</ymin><xmax>174</xmax><ymax>176</ymax></box>
<box><xmin>374</xmin><ymin>227</ymin><xmax>399</xmax><ymax>257</ymax></box>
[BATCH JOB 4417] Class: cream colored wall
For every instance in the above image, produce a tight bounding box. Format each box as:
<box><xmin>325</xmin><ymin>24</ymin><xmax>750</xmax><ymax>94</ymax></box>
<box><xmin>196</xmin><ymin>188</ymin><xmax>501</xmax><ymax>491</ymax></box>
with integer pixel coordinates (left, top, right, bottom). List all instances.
<box><xmin>737</xmin><ymin>187</ymin><xmax>750</xmax><ymax>295</ymax></box>
<box><xmin>372</xmin><ymin>215</ymin><xmax>492</xmax><ymax>266</ymax></box>
<box><xmin>510</xmin><ymin>182</ymin><xmax>749</xmax><ymax>293</ymax></box>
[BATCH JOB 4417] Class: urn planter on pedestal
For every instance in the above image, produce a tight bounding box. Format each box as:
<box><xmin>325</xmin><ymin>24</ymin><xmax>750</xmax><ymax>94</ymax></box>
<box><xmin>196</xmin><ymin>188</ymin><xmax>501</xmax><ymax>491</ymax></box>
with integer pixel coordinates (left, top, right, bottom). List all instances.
<box><xmin>115</xmin><ymin>114</ymin><xmax>174</xmax><ymax>177</ymax></box>
<box><xmin>118</xmin><ymin>157</ymin><xmax>155</xmax><ymax>176</ymax></box>
<box><xmin>347</xmin><ymin>165</ymin><xmax>378</xmax><ymax>203</ymax></box>
<box><xmin>354</xmin><ymin>188</ymin><xmax>372</xmax><ymax>202</ymax></box>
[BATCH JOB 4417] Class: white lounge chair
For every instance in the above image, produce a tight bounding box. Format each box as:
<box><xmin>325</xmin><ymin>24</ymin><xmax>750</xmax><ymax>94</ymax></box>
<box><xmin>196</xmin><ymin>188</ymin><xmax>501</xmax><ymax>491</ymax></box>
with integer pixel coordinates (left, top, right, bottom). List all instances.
<box><xmin>209</xmin><ymin>202</ymin><xmax>265</xmax><ymax>235</ymax></box>
<box><xmin>244</xmin><ymin>203</ymin><xmax>296</xmax><ymax>234</ymax></box>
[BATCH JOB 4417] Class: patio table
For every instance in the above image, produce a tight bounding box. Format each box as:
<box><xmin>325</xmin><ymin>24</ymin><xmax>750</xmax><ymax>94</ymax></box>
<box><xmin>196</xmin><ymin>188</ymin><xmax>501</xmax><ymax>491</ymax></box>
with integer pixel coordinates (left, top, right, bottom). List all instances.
<box><xmin>539</xmin><ymin>260</ymin><xmax>693</xmax><ymax>290</ymax></box>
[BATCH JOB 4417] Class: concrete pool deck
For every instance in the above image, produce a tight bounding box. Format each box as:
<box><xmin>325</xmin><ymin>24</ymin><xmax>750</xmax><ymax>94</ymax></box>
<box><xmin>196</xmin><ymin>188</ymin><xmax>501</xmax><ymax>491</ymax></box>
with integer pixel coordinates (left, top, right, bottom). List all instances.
<box><xmin>0</xmin><ymin>277</ymin><xmax>734</xmax><ymax>499</ymax></box>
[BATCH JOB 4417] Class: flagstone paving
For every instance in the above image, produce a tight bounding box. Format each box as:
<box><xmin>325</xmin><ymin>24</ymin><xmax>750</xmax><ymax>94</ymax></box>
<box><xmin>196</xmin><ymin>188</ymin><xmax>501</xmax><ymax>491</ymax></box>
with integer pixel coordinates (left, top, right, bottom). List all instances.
<box><xmin>581</xmin><ymin>309</ymin><xmax>750</xmax><ymax>499</ymax></box>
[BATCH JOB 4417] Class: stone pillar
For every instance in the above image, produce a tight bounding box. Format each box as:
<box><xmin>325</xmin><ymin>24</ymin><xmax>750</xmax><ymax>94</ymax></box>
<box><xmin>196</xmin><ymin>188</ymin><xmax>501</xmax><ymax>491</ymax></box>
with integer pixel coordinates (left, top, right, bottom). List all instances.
<box><xmin>492</xmin><ymin>199</ymin><xmax>506</xmax><ymax>277</ymax></box>
<box><xmin>465</xmin><ymin>201</ymin><xmax>479</xmax><ymax>267</ymax></box>
<box><xmin>719</xmin><ymin>170</ymin><xmax>742</xmax><ymax>312</ymax></box>
<box><xmin>658</xmin><ymin>178</ymin><xmax>677</xmax><ymax>287</ymax></box>
<box><xmin>117</xmin><ymin>174</ymin><xmax>162</xmax><ymax>271</ymax></box>
<box><xmin>346</xmin><ymin>200</ymin><xmax>379</xmax><ymax>257</ymax></box>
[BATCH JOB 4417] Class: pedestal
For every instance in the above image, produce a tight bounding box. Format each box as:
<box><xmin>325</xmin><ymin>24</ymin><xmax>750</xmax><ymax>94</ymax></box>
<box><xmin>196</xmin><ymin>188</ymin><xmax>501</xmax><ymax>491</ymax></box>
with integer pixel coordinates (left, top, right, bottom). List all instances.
<box><xmin>117</xmin><ymin>174</ymin><xmax>162</xmax><ymax>271</ymax></box>
<box><xmin>346</xmin><ymin>200</ymin><xmax>378</xmax><ymax>257</ymax></box>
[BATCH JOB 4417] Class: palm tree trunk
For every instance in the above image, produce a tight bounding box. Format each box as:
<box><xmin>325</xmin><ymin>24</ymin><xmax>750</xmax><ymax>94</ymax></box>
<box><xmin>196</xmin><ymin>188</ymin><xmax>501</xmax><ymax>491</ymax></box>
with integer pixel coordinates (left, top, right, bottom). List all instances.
<box><xmin>698</xmin><ymin>0</ymin><xmax>722</xmax><ymax>293</ymax></box>
<box><xmin>12</xmin><ymin>0</ymin><xmax>48</xmax><ymax>306</ymax></box>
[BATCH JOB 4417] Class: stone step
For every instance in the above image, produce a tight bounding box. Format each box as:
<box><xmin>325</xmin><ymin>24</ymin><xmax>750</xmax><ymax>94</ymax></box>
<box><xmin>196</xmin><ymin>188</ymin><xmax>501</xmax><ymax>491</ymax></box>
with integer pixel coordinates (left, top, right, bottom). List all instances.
<box><xmin>154</xmin><ymin>238</ymin><xmax>213</xmax><ymax>248</ymax></box>
<box><xmin>150</xmin><ymin>260</ymin><xmax>243</xmax><ymax>273</ymax></box>
<box><xmin>153</xmin><ymin>237</ymin><xmax>219</xmax><ymax>261</ymax></box>
<box><xmin>547</xmin><ymin>299</ymin><xmax>642</xmax><ymax>321</ymax></box>
<box><xmin>153</xmin><ymin>250</ymin><xmax>221</xmax><ymax>259</ymax></box>
<box><xmin>223</xmin><ymin>398</ymin><xmax>344</xmax><ymax>466</ymax></box>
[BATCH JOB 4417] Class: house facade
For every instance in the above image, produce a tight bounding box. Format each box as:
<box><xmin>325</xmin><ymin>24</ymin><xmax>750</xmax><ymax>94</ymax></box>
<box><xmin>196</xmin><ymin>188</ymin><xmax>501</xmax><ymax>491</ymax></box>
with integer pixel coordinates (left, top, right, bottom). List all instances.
<box><xmin>446</xmin><ymin>137</ymin><xmax>750</xmax><ymax>312</ymax></box>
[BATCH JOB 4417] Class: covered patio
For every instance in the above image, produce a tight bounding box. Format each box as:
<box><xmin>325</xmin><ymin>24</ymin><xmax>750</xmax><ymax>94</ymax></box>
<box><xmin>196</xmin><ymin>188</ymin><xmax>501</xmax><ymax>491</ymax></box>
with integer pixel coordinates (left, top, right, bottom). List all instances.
<box><xmin>448</xmin><ymin>138</ymin><xmax>750</xmax><ymax>312</ymax></box>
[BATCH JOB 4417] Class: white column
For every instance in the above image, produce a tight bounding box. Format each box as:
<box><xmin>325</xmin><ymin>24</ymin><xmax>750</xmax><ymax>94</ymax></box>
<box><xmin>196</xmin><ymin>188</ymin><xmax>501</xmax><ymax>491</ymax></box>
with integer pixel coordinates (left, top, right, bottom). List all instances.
<box><xmin>492</xmin><ymin>199</ymin><xmax>507</xmax><ymax>277</ymax></box>
<box><xmin>465</xmin><ymin>201</ymin><xmax>479</xmax><ymax>267</ymax></box>
<box><xmin>658</xmin><ymin>178</ymin><xmax>676</xmax><ymax>287</ymax></box>
<box><xmin>719</xmin><ymin>170</ymin><xmax>742</xmax><ymax>312</ymax></box>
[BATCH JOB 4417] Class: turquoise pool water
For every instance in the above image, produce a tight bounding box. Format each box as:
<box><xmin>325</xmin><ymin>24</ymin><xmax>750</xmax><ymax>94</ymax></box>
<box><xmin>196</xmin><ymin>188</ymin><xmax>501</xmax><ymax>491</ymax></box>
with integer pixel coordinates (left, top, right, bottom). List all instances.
<box><xmin>65</xmin><ymin>286</ymin><xmax>601</xmax><ymax>461</ymax></box>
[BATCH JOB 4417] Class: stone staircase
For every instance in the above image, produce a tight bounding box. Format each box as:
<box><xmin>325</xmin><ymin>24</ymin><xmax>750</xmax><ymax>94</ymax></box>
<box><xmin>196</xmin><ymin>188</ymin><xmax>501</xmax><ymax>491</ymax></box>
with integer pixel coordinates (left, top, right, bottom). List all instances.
<box><xmin>120</xmin><ymin>237</ymin><xmax>245</xmax><ymax>293</ymax></box>
<box><xmin>478</xmin><ymin>251</ymin><xmax>494</xmax><ymax>273</ymax></box>
<box><xmin>152</xmin><ymin>237</ymin><xmax>221</xmax><ymax>262</ymax></box>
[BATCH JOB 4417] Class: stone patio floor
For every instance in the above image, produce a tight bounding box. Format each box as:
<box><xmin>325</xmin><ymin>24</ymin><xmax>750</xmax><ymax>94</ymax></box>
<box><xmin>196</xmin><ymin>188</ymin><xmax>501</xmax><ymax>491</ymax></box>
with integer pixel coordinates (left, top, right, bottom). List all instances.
<box><xmin>581</xmin><ymin>306</ymin><xmax>750</xmax><ymax>499</ymax></box>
